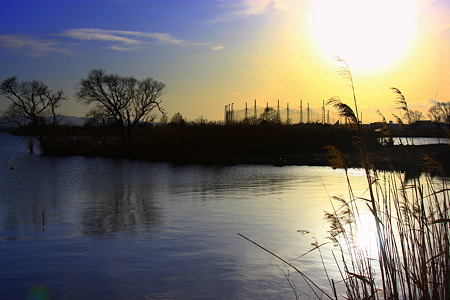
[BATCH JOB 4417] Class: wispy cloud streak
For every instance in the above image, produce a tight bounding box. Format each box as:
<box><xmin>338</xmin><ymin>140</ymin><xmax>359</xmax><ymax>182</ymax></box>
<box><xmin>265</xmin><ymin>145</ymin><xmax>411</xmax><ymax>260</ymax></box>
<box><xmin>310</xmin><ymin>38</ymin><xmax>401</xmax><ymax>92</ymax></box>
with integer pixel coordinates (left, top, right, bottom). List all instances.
<box><xmin>0</xmin><ymin>35</ymin><xmax>72</xmax><ymax>57</ymax></box>
<box><xmin>60</xmin><ymin>29</ymin><xmax>141</xmax><ymax>44</ymax></box>
<box><xmin>206</xmin><ymin>0</ymin><xmax>310</xmax><ymax>24</ymax></box>
<box><xmin>207</xmin><ymin>0</ymin><xmax>273</xmax><ymax>24</ymax></box>
<box><xmin>0</xmin><ymin>29</ymin><xmax>224</xmax><ymax>57</ymax></box>
<box><xmin>59</xmin><ymin>28</ymin><xmax>223</xmax><ymax>51</ymax></box>
<box><xmin>417</xmin><ymin>0</ymin><xmax>450</xmax><ymax>31</ymax></box>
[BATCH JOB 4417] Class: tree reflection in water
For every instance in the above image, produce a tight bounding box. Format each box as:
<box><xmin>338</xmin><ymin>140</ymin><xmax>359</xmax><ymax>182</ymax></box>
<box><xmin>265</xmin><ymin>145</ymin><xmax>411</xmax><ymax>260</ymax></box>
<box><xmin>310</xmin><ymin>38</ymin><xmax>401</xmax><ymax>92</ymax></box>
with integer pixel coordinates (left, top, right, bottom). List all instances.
<box><xmin>81</xmin><ymin>184</ymin><xmax>163</xmax><ymax>237</ymax></box>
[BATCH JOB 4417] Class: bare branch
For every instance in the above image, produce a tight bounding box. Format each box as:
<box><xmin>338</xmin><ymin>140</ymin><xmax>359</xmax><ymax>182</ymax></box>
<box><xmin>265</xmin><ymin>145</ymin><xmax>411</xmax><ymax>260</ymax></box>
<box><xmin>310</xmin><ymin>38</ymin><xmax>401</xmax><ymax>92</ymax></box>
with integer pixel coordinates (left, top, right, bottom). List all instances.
<box><xmin>0</xmin><ymin>76</ymin><xmax>66</xmax><ymax>149</ymax></box>
<box><xmin>75</xmin><ymin>69</ymin><xmax>166</xmax><ymax>147</ymax></box>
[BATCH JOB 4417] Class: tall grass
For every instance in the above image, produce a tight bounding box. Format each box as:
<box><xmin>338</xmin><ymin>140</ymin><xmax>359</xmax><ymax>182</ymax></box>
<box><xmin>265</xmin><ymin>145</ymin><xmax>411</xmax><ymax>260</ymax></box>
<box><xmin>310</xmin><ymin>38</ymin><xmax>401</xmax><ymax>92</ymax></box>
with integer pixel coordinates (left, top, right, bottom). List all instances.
<box><xmin>322</xmin><ymin>149</ymin><xmax>450</xmax><ymax>299</ymax></box>
<box><xmin>322</xmin><ymin>60</ymin><xmax>450</xmax><ymax>299</ymax></box>
<box><xmin>241</xmin><ymin>58</ymin><xmax>450</xmax><ymax>299</ymax></box>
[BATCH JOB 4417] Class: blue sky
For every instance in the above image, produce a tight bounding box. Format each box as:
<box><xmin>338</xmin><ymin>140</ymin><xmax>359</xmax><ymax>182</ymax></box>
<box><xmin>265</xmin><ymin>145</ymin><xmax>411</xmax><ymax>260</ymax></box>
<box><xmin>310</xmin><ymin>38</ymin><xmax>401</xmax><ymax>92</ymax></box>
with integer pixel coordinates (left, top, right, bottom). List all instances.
<box><xmin>1</xmin><ymin>0</ymin><xmax>450</xmax><ymax>123</ymax></box>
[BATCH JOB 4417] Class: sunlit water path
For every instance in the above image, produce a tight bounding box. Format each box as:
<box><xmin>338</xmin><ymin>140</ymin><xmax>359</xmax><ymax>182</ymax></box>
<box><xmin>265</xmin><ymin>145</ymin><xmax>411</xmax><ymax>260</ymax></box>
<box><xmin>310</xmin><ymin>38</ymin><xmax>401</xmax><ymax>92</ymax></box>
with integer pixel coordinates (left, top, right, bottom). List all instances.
<box><xmin>0</xmin><ymin>132</ymin><xmax>375</xmax><ymax>299</ymax></box>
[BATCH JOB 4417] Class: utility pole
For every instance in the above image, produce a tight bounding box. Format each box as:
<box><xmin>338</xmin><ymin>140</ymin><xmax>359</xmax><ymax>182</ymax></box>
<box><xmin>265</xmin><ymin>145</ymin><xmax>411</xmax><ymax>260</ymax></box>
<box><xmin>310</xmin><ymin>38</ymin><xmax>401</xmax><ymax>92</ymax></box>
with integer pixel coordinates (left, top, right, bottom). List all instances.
<box><xmin>300</xmin><ymin>100</ymin><xmax>303</xmax><ymax>124</ymax></box>
<box><xmin>231</xmin><ymin>103</ymin><xmax>234</xmax><ymax>123</ymax></box>
<box><xmin>224</xmin><ymin>104</ymin><xmax>228</xmax><ymax>124</ymax></box>
<box><xmin>286</xmin><ymin>103</ymin><xmax>290</xmax><ymax>124</ymax></box>
<box><xmin>307</xmin><ymin>103</ymin><xmax>310</xmax><ymax>123</ymax></box>
<box><xmin>245</xmin><ymin>102</ymin><xmax>248</xmax><ymax>120</ymax></box>
<box><xmin>277</xmin><ymin>99</ymin><xmax>280</xmax><ymax>122</ymax></box>
<box><xmin>322</xmin><ymin>100</ymin><xmax>325</xmax><ymax>124</ymax></box>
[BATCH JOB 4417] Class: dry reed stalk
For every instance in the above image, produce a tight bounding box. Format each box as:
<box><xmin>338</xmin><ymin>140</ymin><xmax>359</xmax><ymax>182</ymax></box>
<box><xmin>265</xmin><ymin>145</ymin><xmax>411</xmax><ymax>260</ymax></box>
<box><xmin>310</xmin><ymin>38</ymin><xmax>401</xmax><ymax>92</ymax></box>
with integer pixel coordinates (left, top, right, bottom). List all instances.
<box><xmin>240</xmin><ymin>58</ymin><xmax>450</xmax><ymax>299</ymax></box>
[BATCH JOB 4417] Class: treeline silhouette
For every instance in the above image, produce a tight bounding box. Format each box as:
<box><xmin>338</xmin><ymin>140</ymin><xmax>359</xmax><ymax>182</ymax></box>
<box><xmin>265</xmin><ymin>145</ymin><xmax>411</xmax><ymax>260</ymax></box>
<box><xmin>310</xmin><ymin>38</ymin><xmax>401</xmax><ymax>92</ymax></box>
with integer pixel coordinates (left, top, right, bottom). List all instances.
<box><xmin>3</xmin><ymin>68</ymin><xmax>450</xmax><ymax>168</ymax></box>
<box><xmin>38</xmin><ymin>121</ymin><xmax>383</xmax><ymax>165</ymax></box>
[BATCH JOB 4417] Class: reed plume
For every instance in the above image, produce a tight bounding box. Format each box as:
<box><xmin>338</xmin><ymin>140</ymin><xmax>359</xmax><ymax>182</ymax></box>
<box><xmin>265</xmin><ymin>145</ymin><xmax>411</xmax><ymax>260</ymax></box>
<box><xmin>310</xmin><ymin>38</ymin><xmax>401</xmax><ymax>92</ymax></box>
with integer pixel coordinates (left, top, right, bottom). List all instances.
<box><xmin>241</xmin><ymin>58</ymin><xmax>450</xmax><ymax>300</ymax></box>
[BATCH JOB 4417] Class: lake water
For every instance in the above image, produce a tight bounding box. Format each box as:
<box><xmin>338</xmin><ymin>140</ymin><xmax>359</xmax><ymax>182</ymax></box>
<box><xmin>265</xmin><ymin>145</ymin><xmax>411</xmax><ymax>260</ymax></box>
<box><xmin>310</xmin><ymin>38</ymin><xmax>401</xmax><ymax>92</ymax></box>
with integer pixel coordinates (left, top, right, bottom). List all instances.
<box><xmin>0</xmin><ymin>132</ymin><xmax>375</xmax><ymax>299</ymax></box>
<box><xmin>379</xmin><ymin>136</ymin><xmax>450</xmax><ymax>145</ymax></box>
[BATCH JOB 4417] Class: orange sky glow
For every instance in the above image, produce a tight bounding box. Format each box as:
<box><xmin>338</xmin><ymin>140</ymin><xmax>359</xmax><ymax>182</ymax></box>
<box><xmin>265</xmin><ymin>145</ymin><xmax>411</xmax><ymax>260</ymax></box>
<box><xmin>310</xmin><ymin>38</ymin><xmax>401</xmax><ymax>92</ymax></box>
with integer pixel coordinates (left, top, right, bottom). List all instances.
<box><xmin>0</xmin><ymin>0</ymin><xmax>449</xmax><ymax>124</ymax></box>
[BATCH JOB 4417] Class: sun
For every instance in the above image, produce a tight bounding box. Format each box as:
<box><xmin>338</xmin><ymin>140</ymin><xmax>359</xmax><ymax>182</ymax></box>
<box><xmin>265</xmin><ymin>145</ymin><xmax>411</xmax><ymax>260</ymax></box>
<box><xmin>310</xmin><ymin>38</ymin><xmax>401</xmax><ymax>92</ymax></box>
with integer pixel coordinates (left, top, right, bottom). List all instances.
<box><xmin>310</xmin><ymin>0</ymin><xmax>417</xmax><ymax>69</ymax></box>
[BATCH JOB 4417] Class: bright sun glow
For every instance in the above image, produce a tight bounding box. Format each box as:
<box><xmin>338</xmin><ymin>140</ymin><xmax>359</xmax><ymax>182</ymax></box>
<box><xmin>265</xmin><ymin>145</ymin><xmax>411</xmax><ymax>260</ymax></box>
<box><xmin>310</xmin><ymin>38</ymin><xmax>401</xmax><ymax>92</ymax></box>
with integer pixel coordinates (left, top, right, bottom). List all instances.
<box><xmin>311</xmin><ymin>0</ymin><xmax>417</xmax><ymax>69</ymax></box>
<box><xmin>355</xmin><ymin>213</ymin><xmax>379</xmax><ymax>259</ymax></box>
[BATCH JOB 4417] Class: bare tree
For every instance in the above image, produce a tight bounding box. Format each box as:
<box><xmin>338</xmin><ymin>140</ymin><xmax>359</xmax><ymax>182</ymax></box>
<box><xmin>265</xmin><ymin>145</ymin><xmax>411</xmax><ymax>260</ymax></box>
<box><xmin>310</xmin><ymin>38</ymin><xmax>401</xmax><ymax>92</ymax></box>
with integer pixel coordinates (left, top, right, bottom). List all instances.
<box><xmin>75</xmin><ymin>69</ymin><xmax>166</xmax><ymax>147</ymax></box>
<box><xmin>259</xmin><ymin>107</ymin><xmax>281</xmax><ymax>124</ymax></box>
<box><xmin>407</xmin><ymin>110</ymin><xmax>423</xmax><ymax>124</ymax></box>
<box><xmin>170</xmin><ymin>112</ymin><xmax>185</xmax><ymax>125</ymax></box>
<box><xmin>159</xmin><ymin>114</ymin><xmax>169</xmax><ymax>125</ymax></box>
<box><xmin>429</xmin><ymin>102</ymin><xmax>450</xmax><ymax>124</ymax></box>
<box><xmin>0</xmin><ymin>76</ymin><xmax>67</xmax><ymax>151</ymax></box>
<box><xmin>193</xmin><ymin>115</ymin><xmax>208</xmax><ymax>125</ymax></box>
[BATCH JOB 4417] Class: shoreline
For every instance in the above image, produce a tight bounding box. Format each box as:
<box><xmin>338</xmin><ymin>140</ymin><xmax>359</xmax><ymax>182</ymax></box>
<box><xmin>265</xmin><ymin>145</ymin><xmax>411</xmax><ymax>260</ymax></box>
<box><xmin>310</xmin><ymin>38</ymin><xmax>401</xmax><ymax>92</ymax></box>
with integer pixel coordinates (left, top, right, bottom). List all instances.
<box><xmin>7</xmin><ymin>131</ymin><xmax>450</xmax><ymax>173</ymax></box>
<box><xmin>240</xmin><ymin>144</ymin><xmax>450</xmax><ymax>172</ymax></box>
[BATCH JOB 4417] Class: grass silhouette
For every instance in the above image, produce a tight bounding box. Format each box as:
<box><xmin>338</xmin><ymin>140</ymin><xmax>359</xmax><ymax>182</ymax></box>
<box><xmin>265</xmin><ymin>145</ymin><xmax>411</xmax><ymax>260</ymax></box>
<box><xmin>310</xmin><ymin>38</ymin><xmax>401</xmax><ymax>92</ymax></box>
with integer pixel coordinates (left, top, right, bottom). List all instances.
<box><xmin>240</xmin><ymin>58</ymin><xmax>450</xmax><ymax>299</ymax></box>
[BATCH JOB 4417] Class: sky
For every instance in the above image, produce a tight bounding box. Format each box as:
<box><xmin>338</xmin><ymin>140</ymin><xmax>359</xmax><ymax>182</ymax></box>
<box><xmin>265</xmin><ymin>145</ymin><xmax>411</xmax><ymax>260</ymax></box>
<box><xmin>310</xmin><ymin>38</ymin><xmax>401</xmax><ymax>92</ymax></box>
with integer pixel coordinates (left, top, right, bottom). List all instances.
<box><xmin>1</xmin><ymin>0</ymin><xmax>450</xmax><ymax>124</ymax></box>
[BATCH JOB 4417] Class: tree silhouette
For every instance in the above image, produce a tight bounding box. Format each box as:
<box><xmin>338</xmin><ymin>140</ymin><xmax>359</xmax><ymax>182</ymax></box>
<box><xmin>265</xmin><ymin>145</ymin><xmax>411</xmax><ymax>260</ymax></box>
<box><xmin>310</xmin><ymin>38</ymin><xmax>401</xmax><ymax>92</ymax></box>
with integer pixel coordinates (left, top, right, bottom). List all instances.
<box><xmin>429</xmin><ymin>102</ymin><xmax>450</xmax><ymax>124</ymax></box>
<box><xmin>159</xmin><ymin>114</ymin><xmax>169</xmax><ymax>125</ymax></box>
<box><xmin>259</xmin><ymin>107</ymin><xmax>281</xmax><ymax>124</ymax></box>
<box><xmin>0</xmin><ymin>76</ymin><xmax>67</xmax><ymax>152</ymax></box>
<box><xmin>75</xmin><ymin>69</ymin><xmax>166</xmax><ymax>148</ymax></box>
<box><xmin>170</xmin><ymin>112</ymin><xmax>185</xmax><ymax>125</ymax></box>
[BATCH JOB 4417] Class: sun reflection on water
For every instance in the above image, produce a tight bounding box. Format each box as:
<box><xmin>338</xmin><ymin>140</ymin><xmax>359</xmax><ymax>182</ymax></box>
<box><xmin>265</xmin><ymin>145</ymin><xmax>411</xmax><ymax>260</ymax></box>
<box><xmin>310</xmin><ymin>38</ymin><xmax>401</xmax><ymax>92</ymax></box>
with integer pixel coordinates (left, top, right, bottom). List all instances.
<box><xmin>354</xmin><ymin>212</ymin><xmax>379</xmax><ymax>260</ymax></box>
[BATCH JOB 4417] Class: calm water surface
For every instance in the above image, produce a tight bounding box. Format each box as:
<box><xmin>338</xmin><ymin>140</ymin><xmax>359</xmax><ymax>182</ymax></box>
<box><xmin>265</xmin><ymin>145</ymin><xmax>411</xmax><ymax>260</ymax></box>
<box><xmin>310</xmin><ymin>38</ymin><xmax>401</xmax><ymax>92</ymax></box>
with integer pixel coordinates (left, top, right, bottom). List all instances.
<box><xmin>0</xmin><ymin>133</ymin><xmax>373</xmax><ymax>299</ymax></box>
<box><xmin>380</xmin><ymin>136</ymin><xmax>450</xmax><ymax>145</ymax></box>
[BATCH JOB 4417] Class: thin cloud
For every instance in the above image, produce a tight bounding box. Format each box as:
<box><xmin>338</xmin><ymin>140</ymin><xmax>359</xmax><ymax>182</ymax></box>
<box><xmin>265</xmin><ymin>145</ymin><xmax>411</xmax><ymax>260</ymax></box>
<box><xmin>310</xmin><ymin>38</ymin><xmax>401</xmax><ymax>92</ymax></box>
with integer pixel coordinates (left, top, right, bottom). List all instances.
<box><xmin>60</xmin><ymin>28</ymin><xmax>140</xmax><ymax>44</ymax></box>
<box><xmin>0</xmin><ymin>29</ymin><xmax>224</xmax><ymax>57</ymax></box>
<box><xmin>440</xmin><ymin>12</ymin><xmax>450</xmax><ymax>30</ymax></box>
<box><xmin>417</xmin><ymin>0</ymin><xmax>450</xmax><ymax>31</ymax></box>
<box><xmin>139</xmin><ymin>32</ymin><xmax>186</xmax><ymax>46</ymax></box>
<box><xmin>211</xmin><ymin>45</ymin><xmax>225</xmax><ymax>51</ymax></box>
<box><xmin>0</xmin><ymin>34</ymin><xmax>73</xmax><ymax>57</ymax></box>
<box><xmin>59</xmin><ymin>28</ymin><xmax>223</xmax><ymax>51</ymax></box>
<box><xmin>207</xmin><ymin>0</ymin><xmax>273</xmax><ymax>24</ymax></box>
<box><xmin>206</xmin><ymin>0</ymin><xmax>311</xmax><ymax>24</ymax></box>
<box><xmin>108</xmin><ymin>46</ymin><xmax>136</xmax><ymax>51</ymax></box>
<box><xmin>429</xmin><ymin>98</ymin><xmax>443</xmax><ymax>105</ymax></box>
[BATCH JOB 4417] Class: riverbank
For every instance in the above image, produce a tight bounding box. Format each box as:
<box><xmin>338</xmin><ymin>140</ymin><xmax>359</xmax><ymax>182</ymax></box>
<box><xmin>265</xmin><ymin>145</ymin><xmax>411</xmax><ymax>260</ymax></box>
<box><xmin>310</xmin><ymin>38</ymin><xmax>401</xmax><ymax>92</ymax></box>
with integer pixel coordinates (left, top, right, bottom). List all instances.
<box><xmin>239</xmin><ymin>144</ymin><xmax>450</xmax><ymax>173</ymax></box>
<box><xmin>9</xmin><ymin>123</ymin><xmax>450</xmax><ymax>173</ymax></box>
<box><xmin>37</xmin><ymin>124</ymin><xmax>379</xmax><ymax>163</ymax></box>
